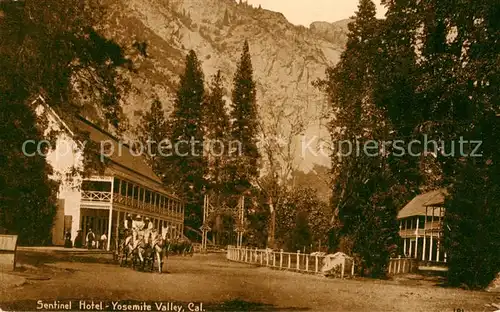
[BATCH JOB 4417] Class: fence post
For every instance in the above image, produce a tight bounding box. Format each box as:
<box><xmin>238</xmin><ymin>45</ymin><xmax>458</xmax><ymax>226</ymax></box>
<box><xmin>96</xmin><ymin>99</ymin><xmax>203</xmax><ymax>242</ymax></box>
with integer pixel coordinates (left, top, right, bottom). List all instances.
<box><xmin>273</xmin><ymin>251</ymin><xmax>276</xmax><ymax>267</ymax></box>
<box><xmin>288</xmin><ymin>253</ymin><xmax>291</xmax><ymax>269</ymax></box>
<box><xmin>397</xmin><ymin>255</ymin><xmax>401</xmax><ymax>274</ymax></box>
<box><xmin>351</xmin><ymin>259</ymin><xmax>355</xmax><ymax>276</ymax></box>
<box><xmin>305</xmin><ymin>253</ymin><xmax>309</xmax><ymax>272</ymax></box>
<box><xmin>296</xmin><ymin>250</ymin><xmax>300</xmax><ymax>271</ymax></box>
<box><xmin>260</xmin><ymin>250</ymin><xmax>263</xmax><ymax>265</ymax></box>
<box><xmin>341</xmin><ymin>258</ymin><xmax>345</xmax><ymax>279</ymax></box>
<box><xmin>266</xmin><ymin>251</ymin><xmax>269</xmax><ymax>266</ymax></box>
<box><xmin>279</xmin><ymin>249</ymin><xmax>283</xmax><ymax>269</ymax></box>
<box><xmin>315</xmin><ymin>255</ymin><xmax>319</xmax><ymax>273</ymax></box>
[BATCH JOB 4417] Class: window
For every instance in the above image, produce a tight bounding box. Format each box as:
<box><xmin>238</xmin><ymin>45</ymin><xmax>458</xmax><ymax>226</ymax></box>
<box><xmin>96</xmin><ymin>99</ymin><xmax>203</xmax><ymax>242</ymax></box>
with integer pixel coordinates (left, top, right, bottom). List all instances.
<box><xmin>127</xmin><ymin>183</ymin><xmax>133</xmax><ymax>197</ymax></box>
<box><xmin>82</xmin><ymin>181</ymin><xmax>111</xmax><ymax>192</ymax></box>
<box><xmin>121</xmin><ymin>181</ymin><xmax>127</xmax><ymax>196</ymax></box>
<box><xmin>145</xmin><ymin>190</ymin><xmax>151</xmax><ymax>204</ymax></box>
<box><xmin>113</xmin><ymin>178</ymin><xmax>120</xmax><ymax>193</ymax></box>
<box><xmin>160</xmin><ymin>196</ymin><xmax>165</xmax><ymax>213</ymax></box>
<box><xmin>139</xmin><ymin>188</ymin><xmax>144</xmax><ymax>201</ymax></box>
<box><xmin>133</xmin><ymin>185</ymin><xmax>139</xmax><ymax>200</ymax></box>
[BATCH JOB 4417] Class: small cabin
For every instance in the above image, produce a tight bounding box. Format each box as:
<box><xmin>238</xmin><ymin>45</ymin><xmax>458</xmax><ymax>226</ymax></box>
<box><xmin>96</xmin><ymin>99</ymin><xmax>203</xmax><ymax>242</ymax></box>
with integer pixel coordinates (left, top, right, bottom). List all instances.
<box><xmin>397</xmin><ymin>189</ymin><xmax>448</xmax><ymax>263</ymax></box>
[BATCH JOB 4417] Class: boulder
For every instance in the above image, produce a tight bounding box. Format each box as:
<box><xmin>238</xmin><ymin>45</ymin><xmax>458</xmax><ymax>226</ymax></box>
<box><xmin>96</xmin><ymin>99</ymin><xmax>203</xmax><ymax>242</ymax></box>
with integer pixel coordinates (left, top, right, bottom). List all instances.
<box><xmin>320</xmin><ymin>252</ymin><xmax>353</xmax><ymax>277</ymax></box>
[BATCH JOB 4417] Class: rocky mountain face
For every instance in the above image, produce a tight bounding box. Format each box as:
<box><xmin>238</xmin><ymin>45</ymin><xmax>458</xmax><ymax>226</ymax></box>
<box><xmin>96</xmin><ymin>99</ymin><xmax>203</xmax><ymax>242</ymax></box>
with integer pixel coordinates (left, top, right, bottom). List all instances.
<box><xmin>100</xmin><ymin>0</ymin><xmax>348</xmax><ymax>172</ymax></box>
<box><xmin>309</xmin><ymin>19</ymin><xmax>352</xmax><ymax>47</ymax></box>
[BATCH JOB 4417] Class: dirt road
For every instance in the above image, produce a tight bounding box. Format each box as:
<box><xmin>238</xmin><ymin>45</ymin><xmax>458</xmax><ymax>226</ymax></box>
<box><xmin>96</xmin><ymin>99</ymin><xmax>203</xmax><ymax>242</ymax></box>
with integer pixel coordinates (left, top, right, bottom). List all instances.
<box><xmin>0</xmin><ymin>251</ymin><xmax>498</xmax><ymax>312</ymax></box>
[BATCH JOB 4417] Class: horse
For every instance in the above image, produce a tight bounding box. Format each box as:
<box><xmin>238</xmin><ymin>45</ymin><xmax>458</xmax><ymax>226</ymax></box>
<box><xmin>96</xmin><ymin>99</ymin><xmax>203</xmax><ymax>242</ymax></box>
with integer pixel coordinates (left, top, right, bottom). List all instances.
<box><xmin>149</xmin><ymin>227</ymin><xmax>170</xmax><ymax>273</ymax></box>
<box><xmin>117</xmin><ymin>234</ymin><xmax>135</xmax><ymax>267</ymax></box>
<box><xmin>167</xmin><ymin>236</ymin><xmax>193</xmax><ymax>256</ymax></box>
<box><xmin>131</xmin><ymin>232</ymin><xmax>155</xmax><ymax>272</ymax></box>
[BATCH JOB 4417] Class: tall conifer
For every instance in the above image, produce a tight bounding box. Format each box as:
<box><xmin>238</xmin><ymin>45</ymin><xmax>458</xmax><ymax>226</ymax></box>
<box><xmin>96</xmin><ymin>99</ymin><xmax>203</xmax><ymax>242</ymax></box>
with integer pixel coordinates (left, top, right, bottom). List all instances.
<box><xmin>203</xmin><ymin>70</ymin><xmax>230</xmax><ymax>192</ymax></box>
<box><xmin>229</xmin><ymin>40</ymin><xmax>260</xmax><ymax>193</ymax></box>
<box><xmin>136</xmin><ymin>97</ymin><xmax>168</xmax><ymax>176</ymax></box>
<box><xmin>165</xmin><ymin>50</ymin><xmax>206</xmax><ymax>229</ymax></box>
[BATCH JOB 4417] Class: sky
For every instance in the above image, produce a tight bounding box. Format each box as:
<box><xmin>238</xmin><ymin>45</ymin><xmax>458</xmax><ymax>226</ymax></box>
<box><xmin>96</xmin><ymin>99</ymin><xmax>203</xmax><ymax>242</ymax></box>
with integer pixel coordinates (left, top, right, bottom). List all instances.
<box><xmin>243</xmin><ymin>0</ymin><xmax>387</xmax><ymax>26</ymax></box>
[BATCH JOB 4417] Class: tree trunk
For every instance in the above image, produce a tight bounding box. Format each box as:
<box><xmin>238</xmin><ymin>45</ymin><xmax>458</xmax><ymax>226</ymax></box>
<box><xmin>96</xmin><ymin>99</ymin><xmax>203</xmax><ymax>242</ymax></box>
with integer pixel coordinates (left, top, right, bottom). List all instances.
<box><xmin>267</xmin><ymin>208</ymin><xmax>276</xmax><ymax>248</ymax></box>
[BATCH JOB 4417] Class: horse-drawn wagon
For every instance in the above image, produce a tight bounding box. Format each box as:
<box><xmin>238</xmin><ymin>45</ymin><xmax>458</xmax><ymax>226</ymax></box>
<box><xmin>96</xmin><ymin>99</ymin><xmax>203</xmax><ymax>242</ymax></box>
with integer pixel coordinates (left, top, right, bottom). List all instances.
<box><xmin>115</xmin><ymin>226</ymin><xmax>195</xmax><ymax>273</ymax></box>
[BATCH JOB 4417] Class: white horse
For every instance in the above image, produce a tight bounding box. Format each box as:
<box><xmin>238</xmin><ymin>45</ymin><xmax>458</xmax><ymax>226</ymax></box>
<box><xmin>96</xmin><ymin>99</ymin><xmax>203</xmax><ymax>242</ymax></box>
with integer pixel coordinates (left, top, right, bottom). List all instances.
<box><xmin>118</xmin><ymin>233</ymin><xmax>134</xmax><ymax>266</ymax></box>
<box><xmin>149</xmin><ymin>226</ymin><xmax>169</xmax><ymax>273</ymax></box>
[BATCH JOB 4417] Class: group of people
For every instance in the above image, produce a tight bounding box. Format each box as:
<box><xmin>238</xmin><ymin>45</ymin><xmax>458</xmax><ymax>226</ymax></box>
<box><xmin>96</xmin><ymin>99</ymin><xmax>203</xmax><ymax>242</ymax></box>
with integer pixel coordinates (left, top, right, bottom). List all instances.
<box><xmin>121</xmin><ymin>214</ymin><xmax>158</xmax><ymax>251</ymax></box>
<box><xmin>84</xmin><ymin>229</ymin><xmax>108</xmax><ymax>249</ymax></box>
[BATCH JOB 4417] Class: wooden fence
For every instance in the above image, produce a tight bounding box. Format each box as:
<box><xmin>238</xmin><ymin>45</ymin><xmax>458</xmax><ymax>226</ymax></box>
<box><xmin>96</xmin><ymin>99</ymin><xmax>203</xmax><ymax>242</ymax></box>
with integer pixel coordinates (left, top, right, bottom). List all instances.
<box><xmin>226</xmin><ymin>246</ymin><xmax>354</xmax><ymax>278</ymax></box>
<box><xmin>388</xmin><ymin>256</ymin><xmax>418</xmax><ymax>275</ymax></box>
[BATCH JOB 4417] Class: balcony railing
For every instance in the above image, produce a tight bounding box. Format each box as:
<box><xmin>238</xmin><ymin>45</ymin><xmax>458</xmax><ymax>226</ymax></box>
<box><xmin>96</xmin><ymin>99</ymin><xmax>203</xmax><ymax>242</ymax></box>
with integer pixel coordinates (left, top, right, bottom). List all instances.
<box><xmin>112</xmin><ymin>193</ymin><xmax>183</xmax><ymax>219</ymax></box>
<box><xmin>424</xmin><ymin>221</ymin><xmax>442</xmax><ymax>230</ymax></box>
<box><xmin>81</xmin><ymin>191</ymin><xmax>112</xmax><ymax>202</ymax></box>
<box><xmin>400</xmin><ymin>221</ymin><xmax>443</xmax><ymax>238</ymax></box>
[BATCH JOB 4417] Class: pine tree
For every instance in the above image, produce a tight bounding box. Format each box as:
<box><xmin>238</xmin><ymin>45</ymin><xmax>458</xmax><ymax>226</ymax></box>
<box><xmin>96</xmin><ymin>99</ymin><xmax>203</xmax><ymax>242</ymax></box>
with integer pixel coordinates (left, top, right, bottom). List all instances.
<box><xmin>136</xmin><ymin>97</ymin><xmax>168</xmax><ymax>176</ymax></box>
<box><xmin>315</xmin><ymin>0</ymin><xmax>400</xmax><ymax>277</ymax></box>
<box><xmin>0</xmin><ymin>92</ymin><xmax>59</xmax><ymax>244</ymax></box>
<box><xmin>164</xmin><ymin>50</ymin><xmax>206</xmax><ymax>230</ymax></box>
<box><xmin>203</xmin><ymin>70</ymin><xmax>230</xmax><ymax>192</ymax></box>
<box><xmin>229</xmin><ymin>40</ymin><xmax>260</xmax><ymax>193</ymax></box>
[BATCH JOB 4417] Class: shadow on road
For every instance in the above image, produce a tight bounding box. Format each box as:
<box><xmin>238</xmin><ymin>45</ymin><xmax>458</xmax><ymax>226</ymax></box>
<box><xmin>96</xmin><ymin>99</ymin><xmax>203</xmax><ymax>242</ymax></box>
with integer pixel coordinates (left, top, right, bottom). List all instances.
<box><xmin>16</xmin><ymin>251</ymin><xmax>115</xmax><ymax>267</ymax></box>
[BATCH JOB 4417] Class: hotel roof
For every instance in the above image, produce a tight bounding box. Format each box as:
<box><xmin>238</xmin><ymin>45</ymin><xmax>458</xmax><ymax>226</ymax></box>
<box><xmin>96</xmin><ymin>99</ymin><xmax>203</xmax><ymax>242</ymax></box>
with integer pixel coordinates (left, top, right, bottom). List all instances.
<box><xmin>397</xmin><ymin>188</ymin><xmax>448</xmax><ymax>219</ymax></box>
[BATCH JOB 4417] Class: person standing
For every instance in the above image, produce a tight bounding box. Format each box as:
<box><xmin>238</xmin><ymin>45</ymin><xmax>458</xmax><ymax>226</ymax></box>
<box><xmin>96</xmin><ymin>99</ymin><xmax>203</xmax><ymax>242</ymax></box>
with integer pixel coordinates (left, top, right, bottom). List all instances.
<box><xmin>64</xmin><ymin>231</ymin><xmax>72</xmax><ymax>248</ymax></box>
<box><xmin>100</xmin><ymin>233</ymin><xmax>107</xmax><ymax>250</ymax></box>
<box><xmin>74</xmin><ymin>230</ymin><xmax>83</xmax><ymax>248</ymax></box>
<box><xmin>86</xmin><ymin>229</ymin><xmax>95</xmax><ymax>249</ymax></box>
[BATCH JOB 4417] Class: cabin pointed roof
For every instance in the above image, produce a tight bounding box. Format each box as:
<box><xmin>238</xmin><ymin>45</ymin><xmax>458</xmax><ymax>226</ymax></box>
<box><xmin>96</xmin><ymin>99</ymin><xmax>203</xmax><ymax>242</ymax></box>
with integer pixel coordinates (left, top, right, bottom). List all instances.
<box><xmin>397</xmin><ymin>188</ymin><xmax>448</xmax><ymax>219</ymax></box>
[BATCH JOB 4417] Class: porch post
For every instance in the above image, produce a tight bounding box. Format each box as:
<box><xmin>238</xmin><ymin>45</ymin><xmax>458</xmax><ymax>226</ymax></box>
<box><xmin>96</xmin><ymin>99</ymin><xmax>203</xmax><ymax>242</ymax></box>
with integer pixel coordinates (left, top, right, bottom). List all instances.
<box><xmin>115</xmin><ymin>209</ymin><xmax>120</xmax><ymax>250</ymax></box>
<box><xmin>403</xmin><ymin>238</ymin><xmax>407</xmax><ymax>257</ymax></box>
<box><xmin>414</xmin><ymin>217</ymin><xmax>419</xmax><ymax>258</ymax></box>
<box><xmin>436</xmin><ymin>207</ymin><xmax>442</xmax><ymax>262</ymax></box>
<box><xmin>107</xmin><ymin>177</ymin><xmax>114</xmax><ymax>251</ymax></box>
<box><xmin>429</xmin><ymin>207</ymin><xmax>434</xmax><ymax>261</ymax></box>
<box><xmin>422</xmin><ymin>206</ymin><xmax>427</xmax><ymax>260</ymax></box>
<box><xmin>408</xmin><ymin>238</ymin><xmax>412</xmax><ymax>257</ymax></box>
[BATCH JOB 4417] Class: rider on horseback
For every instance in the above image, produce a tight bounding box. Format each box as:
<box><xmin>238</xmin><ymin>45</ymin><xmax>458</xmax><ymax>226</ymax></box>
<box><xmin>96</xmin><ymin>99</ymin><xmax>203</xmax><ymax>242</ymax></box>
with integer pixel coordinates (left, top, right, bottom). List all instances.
<box><xmin>132</xmin><ymin>214</ymin><xmax>145</xmax><ymax>250</ymax></box>
<box><xmin>143</xmin><ymin>217</ymin><xmax>154</xmax><ymax>247</ymax></box>
<box><xmin>123</xmin><ymin>214</ymin><xmax>133</xmax><ymax>245</ymax></box>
